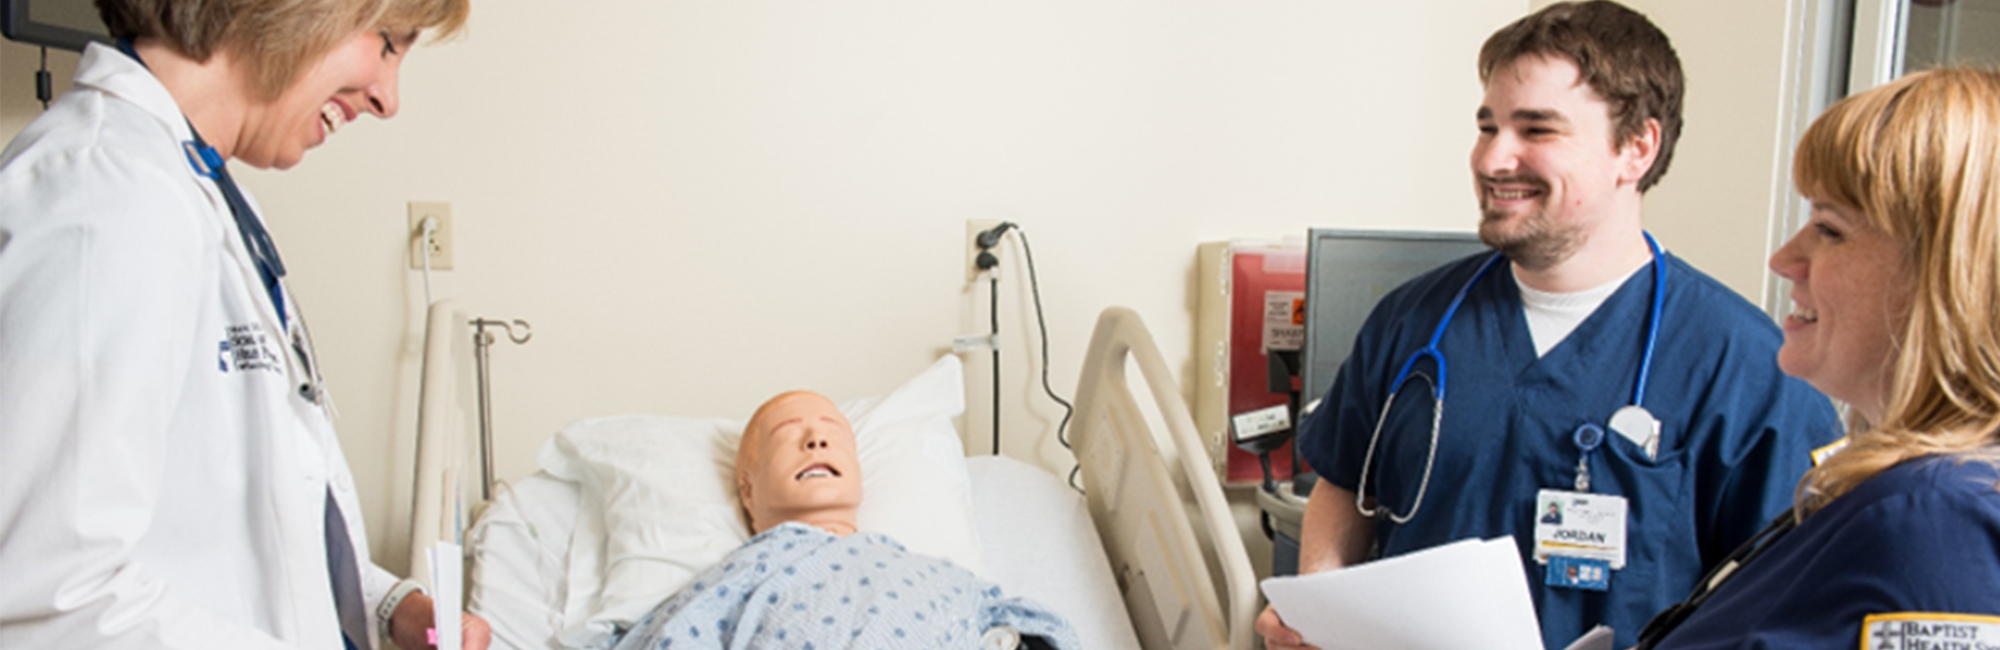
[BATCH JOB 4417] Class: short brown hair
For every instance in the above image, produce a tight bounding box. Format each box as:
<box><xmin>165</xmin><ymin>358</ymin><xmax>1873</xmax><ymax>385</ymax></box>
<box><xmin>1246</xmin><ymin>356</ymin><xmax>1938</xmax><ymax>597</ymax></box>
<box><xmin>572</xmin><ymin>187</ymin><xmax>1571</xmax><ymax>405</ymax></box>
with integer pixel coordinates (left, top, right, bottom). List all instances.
<box><xmin>96</xmin><ymin>0</ymin><xmax>469</xmax><ymax>100</ymax></box>
<box><xmin>1478</xmin><ymin>0</ymin><xmax>1683</xmax><ymax>192</ymax></box>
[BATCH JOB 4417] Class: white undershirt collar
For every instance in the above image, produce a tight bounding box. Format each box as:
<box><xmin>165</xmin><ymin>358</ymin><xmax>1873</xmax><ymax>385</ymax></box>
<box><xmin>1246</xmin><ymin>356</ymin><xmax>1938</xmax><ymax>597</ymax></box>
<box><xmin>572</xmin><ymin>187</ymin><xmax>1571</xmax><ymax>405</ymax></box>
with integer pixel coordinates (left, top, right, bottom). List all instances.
<box><xmin>1515</xmin><ymin>260</ymin><xmax>1651</xmax><ymax>357</ymax></box>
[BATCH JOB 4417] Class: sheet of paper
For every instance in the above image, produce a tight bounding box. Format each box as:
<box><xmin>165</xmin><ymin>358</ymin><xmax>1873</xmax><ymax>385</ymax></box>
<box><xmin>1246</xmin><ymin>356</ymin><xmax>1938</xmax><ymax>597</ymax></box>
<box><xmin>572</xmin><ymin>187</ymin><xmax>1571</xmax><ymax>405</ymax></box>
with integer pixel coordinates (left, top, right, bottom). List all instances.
<box><xmin>1260</xmin><ymin>538</ymin><xmax>1544</xmax><ymax>650</ymax></box>
<box><xmin>427</xmin><ymin>542</ymin><xmax>464</xmax><ymax>650</ymax></box>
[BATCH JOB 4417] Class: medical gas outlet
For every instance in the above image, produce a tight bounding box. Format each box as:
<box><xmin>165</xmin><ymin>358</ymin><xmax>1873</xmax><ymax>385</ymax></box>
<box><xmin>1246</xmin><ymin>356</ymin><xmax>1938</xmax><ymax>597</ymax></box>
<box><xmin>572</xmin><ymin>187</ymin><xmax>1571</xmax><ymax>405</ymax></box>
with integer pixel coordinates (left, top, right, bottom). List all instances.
<box><xmin>966</xmin><ymin>219</ymin><xmax>1002</xmax><ymax>282</ymax></box>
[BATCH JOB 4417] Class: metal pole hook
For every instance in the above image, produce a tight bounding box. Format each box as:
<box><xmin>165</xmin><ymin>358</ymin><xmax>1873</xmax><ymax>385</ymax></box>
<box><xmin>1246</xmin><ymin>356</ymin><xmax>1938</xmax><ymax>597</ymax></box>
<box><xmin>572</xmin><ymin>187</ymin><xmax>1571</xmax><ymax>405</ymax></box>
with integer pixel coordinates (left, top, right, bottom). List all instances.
<box><xmin>473</xmin><ymin>318</ymin><xmax>532</xmax><ymax>345</ymax></box>
<box><xmin>470</xmin><ymin>317</ymin><xmax>531</xmax><ymax>501</ymax></box>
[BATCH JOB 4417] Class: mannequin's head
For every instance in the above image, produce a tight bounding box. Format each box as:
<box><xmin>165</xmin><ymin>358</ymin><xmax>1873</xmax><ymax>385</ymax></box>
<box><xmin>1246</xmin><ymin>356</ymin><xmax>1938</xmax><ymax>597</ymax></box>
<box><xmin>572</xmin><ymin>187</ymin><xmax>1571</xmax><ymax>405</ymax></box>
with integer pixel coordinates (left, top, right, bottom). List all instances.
<box><xmin>735</xmin><ymin>391</ymin><xmax>862</xmax><ymax>535</ymax></box>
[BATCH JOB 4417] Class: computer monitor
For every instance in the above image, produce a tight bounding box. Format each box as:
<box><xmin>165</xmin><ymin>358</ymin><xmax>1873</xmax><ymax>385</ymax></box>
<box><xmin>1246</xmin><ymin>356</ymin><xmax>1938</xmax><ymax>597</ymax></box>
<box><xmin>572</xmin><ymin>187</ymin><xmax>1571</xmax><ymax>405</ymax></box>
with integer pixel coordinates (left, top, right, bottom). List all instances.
<box><xmin>2</xmin><ymin>0</ymin><xmax>109</xmax><ymax>52</ymax></box>
<box><xmin>1300</xmin><ymin>228</ymin><xmax>1489</xmax><ymax>404</ymax></box>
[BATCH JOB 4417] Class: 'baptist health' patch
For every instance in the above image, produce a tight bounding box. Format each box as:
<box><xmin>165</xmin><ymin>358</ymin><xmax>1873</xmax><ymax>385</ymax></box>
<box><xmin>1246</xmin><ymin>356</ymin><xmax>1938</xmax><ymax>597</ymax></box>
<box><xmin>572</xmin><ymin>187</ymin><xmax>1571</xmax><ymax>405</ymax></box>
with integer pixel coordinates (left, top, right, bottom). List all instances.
<box><xmin>1864</xmin><ymin>612</ymin><xmax>2000</xmax><ymax>650</ymax></box>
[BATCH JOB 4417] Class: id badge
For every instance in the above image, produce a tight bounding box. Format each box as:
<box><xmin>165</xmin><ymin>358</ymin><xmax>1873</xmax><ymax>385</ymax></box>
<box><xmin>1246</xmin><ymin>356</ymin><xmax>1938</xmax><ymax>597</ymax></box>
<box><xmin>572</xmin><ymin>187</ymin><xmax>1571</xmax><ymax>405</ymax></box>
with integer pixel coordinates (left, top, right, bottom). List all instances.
<box><xmin>1546</xmin><ymin>555</ymin><xmax>1611</xmax><ymax>591</ymax></box>
<box><xmin>1532</xmin><ymin>489</ymin><xmax>1628</xmax><ymax>570</ymax></box>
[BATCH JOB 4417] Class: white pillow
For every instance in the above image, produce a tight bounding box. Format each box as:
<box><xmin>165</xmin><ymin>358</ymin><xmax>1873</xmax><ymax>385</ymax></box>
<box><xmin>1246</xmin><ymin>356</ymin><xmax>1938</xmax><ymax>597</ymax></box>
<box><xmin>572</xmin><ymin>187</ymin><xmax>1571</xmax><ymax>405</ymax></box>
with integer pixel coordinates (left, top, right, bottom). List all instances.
<box><xmin>535</xmin><ymin>355</ymin><xmax>981</xmax><ymax>650</ymax></box>
<box><xmin>845</xmin><ymin>356</ymin><xmax>983</xmax><ymax>577</ymax></box>
<box><xmin>538</xmin><ymin>415</ymin><xmax>744</xmax><ymax>650</ymax></box>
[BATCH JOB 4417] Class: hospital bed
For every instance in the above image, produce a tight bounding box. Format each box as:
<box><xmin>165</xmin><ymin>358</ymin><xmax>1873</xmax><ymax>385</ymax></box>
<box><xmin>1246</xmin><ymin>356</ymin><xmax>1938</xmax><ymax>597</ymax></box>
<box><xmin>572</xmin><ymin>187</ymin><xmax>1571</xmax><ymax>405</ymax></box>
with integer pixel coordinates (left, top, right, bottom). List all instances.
<box><xmin>409</xmin><ymin>302</ymin><xmax>1257</xmax><ymax>650</ymax></box>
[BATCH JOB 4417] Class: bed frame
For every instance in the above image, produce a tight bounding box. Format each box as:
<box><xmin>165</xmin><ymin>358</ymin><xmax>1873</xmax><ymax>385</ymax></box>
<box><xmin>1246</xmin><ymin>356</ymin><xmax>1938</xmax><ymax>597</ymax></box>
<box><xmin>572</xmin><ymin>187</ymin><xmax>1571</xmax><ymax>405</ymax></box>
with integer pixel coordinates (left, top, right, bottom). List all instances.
<box><xmin>411</xmin><ymin>300</ymin><xmax>476</xmax><ymax>588</ymax></box>
<box><xmin>1071</xmin><ymin>307</ymin><xmax>1258</xmax><ymax>650</ymax></box>
<box><xmin>408</xmin><ymin>303</ymin><xmax>1258</xmax><ymax>650</ymax></box>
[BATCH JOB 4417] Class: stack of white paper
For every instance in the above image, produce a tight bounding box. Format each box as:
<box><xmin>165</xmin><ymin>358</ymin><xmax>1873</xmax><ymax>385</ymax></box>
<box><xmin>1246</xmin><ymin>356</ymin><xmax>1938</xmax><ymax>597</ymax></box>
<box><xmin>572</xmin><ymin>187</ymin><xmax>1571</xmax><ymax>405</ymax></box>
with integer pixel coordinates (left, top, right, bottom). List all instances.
<box><xmin>1260</xmin><ymin>538</ymin><xmax>1547</xmax><ymax>650</ymax></box>
<box><xmin>428</xmin><ymin>542</ymin><xmax>464</xmax><ymax>650</ymax></box>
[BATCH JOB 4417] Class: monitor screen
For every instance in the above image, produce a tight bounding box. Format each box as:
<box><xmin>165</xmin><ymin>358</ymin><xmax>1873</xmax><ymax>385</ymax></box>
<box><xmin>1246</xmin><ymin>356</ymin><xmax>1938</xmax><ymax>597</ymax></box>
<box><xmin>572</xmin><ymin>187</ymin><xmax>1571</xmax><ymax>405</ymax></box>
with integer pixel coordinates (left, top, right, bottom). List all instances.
<box><xmin>1300</xmin><ymin>228</ymin><xmax>1490</xmax><ymax>404</ymax></box>
<box><xmin>2</xmin><ymin>0</ymin><xmax>109</xmax><ymax>52</ymax></box>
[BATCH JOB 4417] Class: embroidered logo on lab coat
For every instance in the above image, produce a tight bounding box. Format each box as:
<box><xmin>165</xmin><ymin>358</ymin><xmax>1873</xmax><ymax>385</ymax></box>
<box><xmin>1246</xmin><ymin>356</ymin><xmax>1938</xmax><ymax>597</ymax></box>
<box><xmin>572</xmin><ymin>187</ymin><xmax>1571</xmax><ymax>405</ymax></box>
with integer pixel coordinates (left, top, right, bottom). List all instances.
<box><xmin>219</xmin><ymin>324</ymin><xmax>283</xmax><ymax>374</ymax></box>
<box><xmin>1863</xmin><ymin>612</ymin><xmax>2000</xmax><ymax>650</ymax></box>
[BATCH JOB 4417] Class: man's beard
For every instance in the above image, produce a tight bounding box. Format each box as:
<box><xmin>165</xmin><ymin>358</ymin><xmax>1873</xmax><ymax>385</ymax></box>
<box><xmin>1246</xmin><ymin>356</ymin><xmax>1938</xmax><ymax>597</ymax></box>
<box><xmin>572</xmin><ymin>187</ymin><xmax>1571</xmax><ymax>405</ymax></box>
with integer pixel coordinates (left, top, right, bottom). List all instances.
<box><xmin>1479</xmin><ymin>206</ymin><xmax>1583</xmax><ymax>272</ymax></box>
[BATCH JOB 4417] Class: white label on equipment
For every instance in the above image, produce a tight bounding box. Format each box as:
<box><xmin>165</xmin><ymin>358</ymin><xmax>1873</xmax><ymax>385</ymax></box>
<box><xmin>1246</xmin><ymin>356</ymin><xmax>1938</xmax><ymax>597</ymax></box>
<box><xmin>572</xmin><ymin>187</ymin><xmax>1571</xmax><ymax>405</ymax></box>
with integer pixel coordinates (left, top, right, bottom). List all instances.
<box><xmin>1232</xmin><ymin>404</ymin><xmax>1292</xmax><ymax>442</ymax></box>
<box><xmin>1263</xmin><ymin>291</ymin><xmax>1305</xmax><ymax>353</ymax></box>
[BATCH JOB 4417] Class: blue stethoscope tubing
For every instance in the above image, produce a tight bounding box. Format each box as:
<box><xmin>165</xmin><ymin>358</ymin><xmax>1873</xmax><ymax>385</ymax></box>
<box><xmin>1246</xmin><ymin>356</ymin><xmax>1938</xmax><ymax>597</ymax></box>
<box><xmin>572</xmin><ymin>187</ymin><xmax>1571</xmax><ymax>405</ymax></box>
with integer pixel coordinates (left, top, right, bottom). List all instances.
<box><xmin>1355</xmin><ymin>232</ymin><xmax>1666</xmax><ymax>523</ymax></box>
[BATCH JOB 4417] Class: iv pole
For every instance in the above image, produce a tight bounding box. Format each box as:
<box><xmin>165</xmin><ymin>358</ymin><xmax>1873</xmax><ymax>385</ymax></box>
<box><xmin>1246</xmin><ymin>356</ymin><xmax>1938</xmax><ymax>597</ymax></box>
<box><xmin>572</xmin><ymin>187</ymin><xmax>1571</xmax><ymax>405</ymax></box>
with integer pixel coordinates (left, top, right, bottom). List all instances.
<box><xmin>471</xmin><ymin>318</ymin><xmax>531</xmax><ymax>501</ymax></box>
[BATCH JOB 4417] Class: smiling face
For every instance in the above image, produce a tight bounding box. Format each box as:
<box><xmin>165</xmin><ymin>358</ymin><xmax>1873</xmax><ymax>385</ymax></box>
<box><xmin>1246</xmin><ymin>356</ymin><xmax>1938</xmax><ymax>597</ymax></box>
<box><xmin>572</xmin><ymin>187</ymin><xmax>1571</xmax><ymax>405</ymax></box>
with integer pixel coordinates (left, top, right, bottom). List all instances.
<box><xmin>1768</xmin><ymin>199</ymin><xmax>1912</xmax><ymax>421</ymax></box>
<box><xmin>736</xmin><ymin>391</ymin><xmax>863</xmax><ymax>535</ymax></box>
<box><xmin>1471</xmin><ymin>55</ymin><xmax>1656</xmax><ymax>270</ymax></box>
<box><xmin>233</xmin><ymin>29</ymin><xmax>411</xmax><ymax>169</ymax></box>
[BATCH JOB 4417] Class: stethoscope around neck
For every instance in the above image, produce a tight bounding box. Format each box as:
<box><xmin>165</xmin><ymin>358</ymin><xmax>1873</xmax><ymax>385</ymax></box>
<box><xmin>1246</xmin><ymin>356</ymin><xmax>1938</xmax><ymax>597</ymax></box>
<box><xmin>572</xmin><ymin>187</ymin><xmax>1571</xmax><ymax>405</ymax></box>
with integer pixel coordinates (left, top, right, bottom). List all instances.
<box><xmin>1355</xmin><ymin>232</ymin><xmax>1667</xmax><ymax>524</ymax></box>
<box><xmin>114</xmin><ymin>38</ymin><xmax>330</xmax><ymax>409</ymax></box>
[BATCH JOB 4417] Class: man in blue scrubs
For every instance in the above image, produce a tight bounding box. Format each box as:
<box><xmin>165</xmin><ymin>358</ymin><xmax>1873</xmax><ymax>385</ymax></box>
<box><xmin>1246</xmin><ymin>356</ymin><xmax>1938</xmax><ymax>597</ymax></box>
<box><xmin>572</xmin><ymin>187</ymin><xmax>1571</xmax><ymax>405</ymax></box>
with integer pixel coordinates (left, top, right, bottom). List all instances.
<box><xmin>1255</xmin><ymin>3</ymin><xmax>1842</xmax><ymax>650</ymax></box>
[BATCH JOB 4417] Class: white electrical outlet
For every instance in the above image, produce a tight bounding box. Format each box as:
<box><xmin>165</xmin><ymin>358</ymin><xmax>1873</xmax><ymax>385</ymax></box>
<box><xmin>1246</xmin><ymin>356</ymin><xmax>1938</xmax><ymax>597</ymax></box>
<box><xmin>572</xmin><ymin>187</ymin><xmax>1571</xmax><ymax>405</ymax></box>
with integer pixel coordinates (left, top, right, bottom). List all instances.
<box><xmin>966</xmin><ymin>219</ymin><xmax>1001</xmax><ymax>282</ymax></box>
<box><xmin>408</xmin><ymin>201</ymin><xmax>454</xmax><ymax>270</ymax></box>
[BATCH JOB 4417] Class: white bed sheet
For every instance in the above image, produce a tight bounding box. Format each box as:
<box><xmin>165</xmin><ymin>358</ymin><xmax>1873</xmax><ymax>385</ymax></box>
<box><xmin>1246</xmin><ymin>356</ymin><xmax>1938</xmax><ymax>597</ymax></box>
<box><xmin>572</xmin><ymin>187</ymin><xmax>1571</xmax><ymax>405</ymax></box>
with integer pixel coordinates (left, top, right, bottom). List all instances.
<box><xmin>467</xmin><ymin>455</ymin><xmax>1140</xmax><ymax>650</ymax></box>
<box><xmin>969</xmin><ymin>455</ymin><xmax>1143</xmax><ymax>650</ymax></box>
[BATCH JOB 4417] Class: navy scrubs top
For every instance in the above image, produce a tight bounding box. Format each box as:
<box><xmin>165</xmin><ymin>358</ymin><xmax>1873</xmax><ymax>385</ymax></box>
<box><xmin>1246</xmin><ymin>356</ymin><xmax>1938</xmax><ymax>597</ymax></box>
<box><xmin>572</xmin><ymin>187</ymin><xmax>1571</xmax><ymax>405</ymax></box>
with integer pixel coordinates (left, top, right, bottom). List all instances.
<box><xmin>1652</xmin><ymin>453</ymin><xmax>2000</xmax><ymax>649</ymax></box>
<box><xmin>1299</xmin><ymin>251</ymin><xmax>1842</xmax><ymax>650</ymax></box>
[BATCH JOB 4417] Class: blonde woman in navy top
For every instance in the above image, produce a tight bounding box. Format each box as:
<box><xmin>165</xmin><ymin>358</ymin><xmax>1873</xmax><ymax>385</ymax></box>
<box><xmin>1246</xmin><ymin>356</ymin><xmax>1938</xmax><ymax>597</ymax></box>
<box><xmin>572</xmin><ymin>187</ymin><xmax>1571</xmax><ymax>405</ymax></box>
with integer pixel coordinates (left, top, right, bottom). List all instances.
<box><xmin>1639</xmin><ymin>67</ymin><xmax>2000</xmax><ymax>650</ymax></box>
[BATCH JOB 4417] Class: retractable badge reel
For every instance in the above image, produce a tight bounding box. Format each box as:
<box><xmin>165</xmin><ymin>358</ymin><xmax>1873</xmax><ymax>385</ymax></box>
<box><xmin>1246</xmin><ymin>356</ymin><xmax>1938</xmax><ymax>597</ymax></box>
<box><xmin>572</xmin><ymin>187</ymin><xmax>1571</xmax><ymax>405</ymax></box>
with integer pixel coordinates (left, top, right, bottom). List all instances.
<box><xmin>1534</xmin><ymin>422</ymin><xmax>1628</xmax><ymax>592</ymax></box>
<box><xmin>1573</xmin><ymin>423</ymin><xmax>1604</xmax><ymax>491</ymax></box>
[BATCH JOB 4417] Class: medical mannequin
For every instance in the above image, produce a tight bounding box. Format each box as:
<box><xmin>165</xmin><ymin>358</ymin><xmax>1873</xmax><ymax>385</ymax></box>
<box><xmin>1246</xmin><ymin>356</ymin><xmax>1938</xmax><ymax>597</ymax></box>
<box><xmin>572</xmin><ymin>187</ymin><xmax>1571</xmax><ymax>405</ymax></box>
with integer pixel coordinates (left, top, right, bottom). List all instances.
<box><xmin>1256</xmin><ymin>3</ymin><xmax>1842</xmax><ymax>649</ymax></box>
<box><xmin>735</xmin><ymin>390</ymin><xmax>866</xmax><ymax>536</ymax></box>
<box><xmin>0</xmin><ymin>1</ymin><xmax>486</xmax><ymax>648</ymax></box>
<box><xmin>1638</xmin><ymin>66</ymin><xmax>2000</xmax><ymax>650</ymax></box>
<box><xmin>610</xmin><ymin>390</ymin><xmax>1078</xmax><ymax>650</ymax></box>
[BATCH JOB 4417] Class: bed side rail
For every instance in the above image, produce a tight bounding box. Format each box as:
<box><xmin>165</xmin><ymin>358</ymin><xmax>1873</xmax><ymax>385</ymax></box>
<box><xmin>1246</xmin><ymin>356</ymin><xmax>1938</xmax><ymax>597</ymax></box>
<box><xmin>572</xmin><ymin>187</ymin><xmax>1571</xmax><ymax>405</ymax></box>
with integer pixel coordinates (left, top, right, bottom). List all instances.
<box><xmin>411</xmin><ymin>299</ymin><xmax>472</xmax><ymax>588</ymax></box>
<box><xmin>1072</xmin><ymin>307</ymin><xmax>1258</xmax><ymax>650</ymax></box>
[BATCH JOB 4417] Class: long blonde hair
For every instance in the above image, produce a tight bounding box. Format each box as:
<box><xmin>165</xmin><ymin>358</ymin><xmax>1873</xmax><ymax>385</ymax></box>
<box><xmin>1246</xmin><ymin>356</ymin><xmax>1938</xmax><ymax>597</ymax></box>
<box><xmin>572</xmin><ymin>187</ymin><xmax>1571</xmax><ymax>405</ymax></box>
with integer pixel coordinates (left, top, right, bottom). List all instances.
<box><xmin>1790</xmin><ymin>67</ymin><xmax>2000</xmax><ymax>514</ymax></box>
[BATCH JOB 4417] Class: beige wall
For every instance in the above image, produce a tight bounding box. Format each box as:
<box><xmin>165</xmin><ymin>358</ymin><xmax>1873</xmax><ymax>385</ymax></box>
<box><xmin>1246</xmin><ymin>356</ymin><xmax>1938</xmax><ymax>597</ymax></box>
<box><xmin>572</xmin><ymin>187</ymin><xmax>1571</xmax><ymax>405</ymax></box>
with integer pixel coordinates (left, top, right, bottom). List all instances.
<box><xmin>4</xmin><ymin>0</ymin><xmax>1827</xmax><ymax>577</ymax></box>
<box><xmin>1</xmin><ymin>42</ymin><xmax>77</xmax><ymax>139</ymax></box>
<box><xmin>1625</xmin><ymin>0</ymin><xmax>1815</xmax><ymax>312</ymax></box>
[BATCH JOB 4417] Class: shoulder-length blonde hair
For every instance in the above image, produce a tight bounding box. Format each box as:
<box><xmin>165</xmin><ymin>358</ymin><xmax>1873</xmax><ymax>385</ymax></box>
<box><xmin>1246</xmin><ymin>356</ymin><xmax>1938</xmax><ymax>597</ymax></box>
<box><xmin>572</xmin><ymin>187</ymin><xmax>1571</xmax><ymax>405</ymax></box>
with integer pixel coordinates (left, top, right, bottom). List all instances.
<box><xmin>1791</xmin><ymin>66</ymin><xmax>2000</xmax><ymax>515</ymax></box>
<box><xmin>96</xmin><ymin>0</ymin><xmax>469</xmax><ymax>100</ymax></box>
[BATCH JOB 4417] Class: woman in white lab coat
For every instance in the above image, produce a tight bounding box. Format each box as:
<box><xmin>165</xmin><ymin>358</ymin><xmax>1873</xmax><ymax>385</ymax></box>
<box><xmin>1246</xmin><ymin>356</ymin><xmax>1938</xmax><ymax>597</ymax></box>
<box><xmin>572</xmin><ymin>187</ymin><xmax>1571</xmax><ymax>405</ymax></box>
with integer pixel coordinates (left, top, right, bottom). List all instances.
<box><xmin>0</xmin><ymin>0</ymin><xmax>488</xmax><ymax>648</ymax></box>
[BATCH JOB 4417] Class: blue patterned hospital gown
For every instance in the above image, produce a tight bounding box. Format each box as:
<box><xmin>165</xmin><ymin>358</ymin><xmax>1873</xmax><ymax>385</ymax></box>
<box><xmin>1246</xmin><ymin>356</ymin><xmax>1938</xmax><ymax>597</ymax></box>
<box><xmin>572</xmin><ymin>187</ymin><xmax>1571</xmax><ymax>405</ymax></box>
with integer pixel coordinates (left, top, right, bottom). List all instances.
<box><xmin>611</xmin><ymin>522</ymin><xmax>1078</xmax><ymax>650</ymax></box>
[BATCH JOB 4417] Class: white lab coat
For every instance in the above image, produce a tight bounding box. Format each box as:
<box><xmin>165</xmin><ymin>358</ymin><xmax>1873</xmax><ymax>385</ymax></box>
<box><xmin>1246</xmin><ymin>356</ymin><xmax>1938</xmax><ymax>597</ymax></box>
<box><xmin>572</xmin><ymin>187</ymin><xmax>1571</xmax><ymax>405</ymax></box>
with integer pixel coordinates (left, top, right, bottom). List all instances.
<box><xmin>0</xmin><ymin>44</ymin><xmax>397</xmax><ymax>649</ymax></box>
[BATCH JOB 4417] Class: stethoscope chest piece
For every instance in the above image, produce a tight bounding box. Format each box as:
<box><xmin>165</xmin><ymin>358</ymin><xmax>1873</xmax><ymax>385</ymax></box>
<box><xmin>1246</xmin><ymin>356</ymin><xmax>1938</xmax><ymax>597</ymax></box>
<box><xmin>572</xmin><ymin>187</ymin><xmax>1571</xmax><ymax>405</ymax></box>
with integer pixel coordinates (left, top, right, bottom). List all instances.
<box><xmin>1609</xmin><ymin>405</ymin><xmax>1662</xmax><ymax>459</ymax></box>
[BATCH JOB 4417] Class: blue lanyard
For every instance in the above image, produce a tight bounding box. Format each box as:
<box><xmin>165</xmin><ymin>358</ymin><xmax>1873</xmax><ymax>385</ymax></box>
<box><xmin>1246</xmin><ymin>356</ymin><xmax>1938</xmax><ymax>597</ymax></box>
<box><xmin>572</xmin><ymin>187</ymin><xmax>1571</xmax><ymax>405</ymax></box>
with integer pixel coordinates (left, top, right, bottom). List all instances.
<box><xmin>113</xmin><ymin>39</ymin><xmax>290</xmax><ymax>331</ymax></box>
